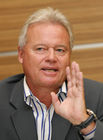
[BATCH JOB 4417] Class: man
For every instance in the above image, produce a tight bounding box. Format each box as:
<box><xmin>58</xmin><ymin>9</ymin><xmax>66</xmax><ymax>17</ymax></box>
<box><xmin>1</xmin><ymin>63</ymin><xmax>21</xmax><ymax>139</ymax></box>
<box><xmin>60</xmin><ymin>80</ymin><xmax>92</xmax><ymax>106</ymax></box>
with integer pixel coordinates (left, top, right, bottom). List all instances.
<box><xmin>0</xmin><ymin>7</ymin><xmax>103</xmax><ymax>140</ymax></box>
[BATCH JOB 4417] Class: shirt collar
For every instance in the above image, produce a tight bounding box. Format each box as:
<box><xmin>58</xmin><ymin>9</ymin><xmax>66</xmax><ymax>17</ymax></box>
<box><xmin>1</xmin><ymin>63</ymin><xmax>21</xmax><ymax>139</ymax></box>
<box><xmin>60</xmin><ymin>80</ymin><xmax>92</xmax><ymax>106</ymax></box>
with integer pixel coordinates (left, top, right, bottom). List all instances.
<box><xmin>58</xmin><ymin>81</ymin><xmax>68</xmax><ymax>102</ymax></box>
<box><xmin>23</xmin><ymin>76</ymin><xmax>68</xmax><ymax>102</ymax></box>
<box><xmin>24</xmin><ymin>76</ymin><xmax>32</xmax><ymax>98</ymax></box>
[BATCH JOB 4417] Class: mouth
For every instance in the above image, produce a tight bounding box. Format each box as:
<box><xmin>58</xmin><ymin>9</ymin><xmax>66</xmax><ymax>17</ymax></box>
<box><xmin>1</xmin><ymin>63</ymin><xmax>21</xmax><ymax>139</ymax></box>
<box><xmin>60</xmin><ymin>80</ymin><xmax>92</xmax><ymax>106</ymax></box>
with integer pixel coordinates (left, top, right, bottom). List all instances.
<box><xmin>41</xmin><ymin>68</ymin><xmax>58</xmax><ymax>72</ymax></box>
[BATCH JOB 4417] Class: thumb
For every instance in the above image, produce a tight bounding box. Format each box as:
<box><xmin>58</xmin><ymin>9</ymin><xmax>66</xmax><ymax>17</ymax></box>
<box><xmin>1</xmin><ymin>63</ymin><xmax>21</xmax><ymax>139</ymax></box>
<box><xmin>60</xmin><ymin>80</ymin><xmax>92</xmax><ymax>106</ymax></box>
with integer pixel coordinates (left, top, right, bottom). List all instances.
<box><xmin>51</xmin><ymin>92</ymin><xmax>60</xmax><ymax>112</ymax></box>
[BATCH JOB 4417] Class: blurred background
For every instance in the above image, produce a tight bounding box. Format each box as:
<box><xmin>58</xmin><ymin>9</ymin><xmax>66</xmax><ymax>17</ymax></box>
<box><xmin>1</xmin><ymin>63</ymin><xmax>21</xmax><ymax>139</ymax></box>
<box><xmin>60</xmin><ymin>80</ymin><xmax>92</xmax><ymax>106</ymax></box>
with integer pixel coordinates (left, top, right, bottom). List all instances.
<box><xmin>0</xmin><ymin>0</ymin><xmax>103</xmax><ymax>82</ymax></box>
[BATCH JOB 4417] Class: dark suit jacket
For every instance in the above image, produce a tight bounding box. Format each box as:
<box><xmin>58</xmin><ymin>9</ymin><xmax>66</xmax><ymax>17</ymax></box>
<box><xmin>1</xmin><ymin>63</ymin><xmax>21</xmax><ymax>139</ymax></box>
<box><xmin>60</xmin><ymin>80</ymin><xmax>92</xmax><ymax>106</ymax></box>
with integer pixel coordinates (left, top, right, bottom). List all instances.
<box><xmin>0</xmin><ymin>74</ymin><xmax>103</xmax><ymax>140</ymax></box>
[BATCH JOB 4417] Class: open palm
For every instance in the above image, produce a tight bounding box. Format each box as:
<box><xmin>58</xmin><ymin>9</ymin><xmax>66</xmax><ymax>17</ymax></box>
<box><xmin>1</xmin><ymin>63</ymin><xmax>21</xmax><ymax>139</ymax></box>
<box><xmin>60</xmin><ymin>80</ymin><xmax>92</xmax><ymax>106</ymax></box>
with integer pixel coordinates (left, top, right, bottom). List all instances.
<box><xmin>51</xmin><ymin>62</ymin><xmax>88</xmax><ymax>125</ymax></box>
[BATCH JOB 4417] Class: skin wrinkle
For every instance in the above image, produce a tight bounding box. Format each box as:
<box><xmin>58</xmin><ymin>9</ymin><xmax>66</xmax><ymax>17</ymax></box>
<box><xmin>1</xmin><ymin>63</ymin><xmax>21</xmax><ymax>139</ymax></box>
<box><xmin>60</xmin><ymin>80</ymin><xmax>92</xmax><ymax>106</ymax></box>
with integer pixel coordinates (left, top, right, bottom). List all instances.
<box><xmin>18</xmin><ymin>21</ymin><xmax>95</xmax><ymax>135</ymax></box>
<box><xmin>18</xmin><ymin>22</ymin><xmax>71</xmax><ymax>108</ymax></box>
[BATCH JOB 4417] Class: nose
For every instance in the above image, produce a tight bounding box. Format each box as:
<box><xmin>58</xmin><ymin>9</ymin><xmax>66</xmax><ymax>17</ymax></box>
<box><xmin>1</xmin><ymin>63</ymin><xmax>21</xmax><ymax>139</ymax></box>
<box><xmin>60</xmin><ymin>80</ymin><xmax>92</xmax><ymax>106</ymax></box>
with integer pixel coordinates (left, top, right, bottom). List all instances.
<box><xmin>46</xmin><ymin>48</ymin><xmax>56</xmax><ymax>62</ymax></box>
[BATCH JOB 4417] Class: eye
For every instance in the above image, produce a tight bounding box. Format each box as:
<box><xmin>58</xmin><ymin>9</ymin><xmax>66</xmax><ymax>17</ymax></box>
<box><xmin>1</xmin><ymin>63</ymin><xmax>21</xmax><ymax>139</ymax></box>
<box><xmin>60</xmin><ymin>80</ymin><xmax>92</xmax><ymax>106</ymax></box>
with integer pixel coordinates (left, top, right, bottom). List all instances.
<box><xmin>36</xmin><ymin>47</ymin><xmax>44</xmax><ymax>51</ymax></box>
<box><xmin>56</xmin><ymin>48</ymin><xmax>65</xmax><ymax>54</ymax></box>
<box><xmin>55</xmin><ymin>46</ymin><xmax>67</xmax><ymax>56</ymax></box>
<box><xmin>56</xmin><ymin>48</ymin><xmax>64</xmax><ymax>52</ymax></box>
<box><xmin>35</xmin><ymin>47</ymin><xmax>46</xmax><ymax>54</ymax></box>
<box><xmin>35</xmin><ymin>45</ymin><xmax>46</xmax><ymax>51</ymax></box>
<box><xmin>34</xmin><ymin>44</ymin><xmax>48</xmax><ymax>54</ymax></box>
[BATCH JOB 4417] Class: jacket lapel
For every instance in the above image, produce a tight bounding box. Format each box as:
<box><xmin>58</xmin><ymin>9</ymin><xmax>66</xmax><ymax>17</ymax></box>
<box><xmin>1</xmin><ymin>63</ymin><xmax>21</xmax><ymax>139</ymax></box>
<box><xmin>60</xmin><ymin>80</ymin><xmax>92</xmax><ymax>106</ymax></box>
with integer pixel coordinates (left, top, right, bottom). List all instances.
<box><xmin>9</xmin><ymin>77</ymin><xmax>79</xmax><ymax>140</ymax></box>
<box><xmin>11</xmin><ymin>107</ymin><xmax>38</xmax><ymax>140</ymax></box>
<box><xmin>10</xmin><ymin>79</ymin><xmax>38</xmax><ymax>140</ymax></box>
<box><xmin>51</xmin><ymin>112</ymin><xmax>72</xmax><ymax>140</ymax></box>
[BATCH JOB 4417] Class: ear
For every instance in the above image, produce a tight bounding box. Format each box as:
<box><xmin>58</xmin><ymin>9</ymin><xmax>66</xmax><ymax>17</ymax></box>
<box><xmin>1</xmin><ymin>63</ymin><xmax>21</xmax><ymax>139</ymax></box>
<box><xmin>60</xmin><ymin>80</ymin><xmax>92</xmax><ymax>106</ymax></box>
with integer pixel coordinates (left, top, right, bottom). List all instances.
<box><xmin>18</xmin><ymin>46</ymin><xmax>24</xmax><ymax>64</ymax></box>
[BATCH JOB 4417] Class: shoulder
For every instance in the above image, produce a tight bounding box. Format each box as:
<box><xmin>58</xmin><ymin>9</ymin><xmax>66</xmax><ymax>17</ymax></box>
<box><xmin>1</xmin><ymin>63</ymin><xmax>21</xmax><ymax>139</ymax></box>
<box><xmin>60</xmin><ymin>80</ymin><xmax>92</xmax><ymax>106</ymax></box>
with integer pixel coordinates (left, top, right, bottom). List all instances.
<box><xmin>0</xmin><ymin>73</ymin><xmax>24</xmax><ymax>86</ymax></box>
<box><xmin>0</xmin><ymin>73</ymin><xmax>24</xmax><ymax>96</ymax></box>
<box><xmin>0</xmin><ymin>73</ymin><xmax>24</xmax><ymax>104</ymax></box>
<box><xmin>84</xmin><ymin>78</ymin><xmax>103</xmax><ymax>86</ymax></box>
<box><xmin>83</xmin><ymin>78</ymin><xmax>103</xmax><ymax>93</ymax></box>
<box><xmin>83</xmin><ymin>78</ymin><xmax>103</xmax><ymax>111</ymax></box>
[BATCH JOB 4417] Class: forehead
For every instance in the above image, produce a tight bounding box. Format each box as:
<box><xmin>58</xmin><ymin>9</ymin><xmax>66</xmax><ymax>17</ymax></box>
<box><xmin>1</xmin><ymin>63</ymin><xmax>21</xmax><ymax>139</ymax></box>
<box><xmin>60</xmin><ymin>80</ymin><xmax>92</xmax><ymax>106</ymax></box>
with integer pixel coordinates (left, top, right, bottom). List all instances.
<box><xmin>27</xmin><ymin>22</ymin><xmax>70</xmax><ymax>44</ymax></box>
<box><xmin>28</xmin><ymin>22</ymin><xmax>69</xmax><ymax>35</ymax></box>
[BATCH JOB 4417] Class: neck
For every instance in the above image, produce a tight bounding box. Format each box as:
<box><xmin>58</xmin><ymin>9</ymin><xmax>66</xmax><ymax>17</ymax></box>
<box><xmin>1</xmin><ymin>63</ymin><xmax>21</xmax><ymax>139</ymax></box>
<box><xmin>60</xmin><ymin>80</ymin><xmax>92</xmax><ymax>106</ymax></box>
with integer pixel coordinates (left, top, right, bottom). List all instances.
<box><xmin>29</xmin><ymin>86</ymin><xmax>59</xmax><ymax>109</ymax></box>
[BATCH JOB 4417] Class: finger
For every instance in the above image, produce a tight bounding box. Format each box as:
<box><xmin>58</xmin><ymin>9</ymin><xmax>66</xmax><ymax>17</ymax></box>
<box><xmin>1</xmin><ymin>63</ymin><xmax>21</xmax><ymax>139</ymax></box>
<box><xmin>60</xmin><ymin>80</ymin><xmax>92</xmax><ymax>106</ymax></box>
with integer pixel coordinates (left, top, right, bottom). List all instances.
<box><xmin>72</xmin><ymin>62</ymin><xmax>82</xmax><ymax>88</ymax></box>
<box><xmin>71</xmin><ymin>62</ymin><xmax>77</xmax><ymax>86</ymax></box>
<box><xmin>66</xmin><ymin>67</ymin><xmax>73</xmax><ymax>97</ymax></box>
<box><xmin>77</xmin><ymin>72</ymin><xmax>84</xmax><ymax>92</ymax></box>
<box><xmin>66</xmin><ymin>66</ymin><xmax>71</xmax><ymax>83</ymax></box>
<box><xmin>73</xmin><ymin>62</ymin><xmax>83</xmax><ymax>88</ymax></box>
<box><xmin>74</xmin><ymin>63</ymin><xmax>84</xmax><ymax>97</ymax></box>
<box><xmin>51</xmin><ymin>92</ymin><xmax>61</xmax><ymax>112</ymax></box>
<box><xmin>74</xmin><ymin>61</ymin><xmax>80</xmax><ymax>73</ymax></box>
<box><xmin>74</xmin><ymin>62</ymin><xmax>81</xmax><ymax>81</ymax></box>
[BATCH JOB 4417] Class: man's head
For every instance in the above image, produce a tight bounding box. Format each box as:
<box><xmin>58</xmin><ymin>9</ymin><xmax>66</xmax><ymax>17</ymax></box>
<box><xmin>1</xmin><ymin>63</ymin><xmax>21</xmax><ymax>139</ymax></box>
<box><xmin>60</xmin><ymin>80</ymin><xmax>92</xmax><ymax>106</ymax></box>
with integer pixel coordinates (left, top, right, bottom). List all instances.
<box><xmin>18</xmin><ymin>7</ymin><xmax>73</xmax><ymax>50</ymax></box>
<box><xmin>18</xmin><ymin>7</ymin><xmax>73</xmax><ymax>91</ymax></box>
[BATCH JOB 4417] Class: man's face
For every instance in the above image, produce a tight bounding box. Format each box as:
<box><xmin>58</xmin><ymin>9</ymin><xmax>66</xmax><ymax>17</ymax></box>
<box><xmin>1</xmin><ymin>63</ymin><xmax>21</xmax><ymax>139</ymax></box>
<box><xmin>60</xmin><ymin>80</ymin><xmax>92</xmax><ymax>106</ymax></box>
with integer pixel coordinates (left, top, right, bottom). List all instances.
<box><xmin>18</xmin><ymin>22</ymin><xmax>71</xmax><ymax>89</ymax></box>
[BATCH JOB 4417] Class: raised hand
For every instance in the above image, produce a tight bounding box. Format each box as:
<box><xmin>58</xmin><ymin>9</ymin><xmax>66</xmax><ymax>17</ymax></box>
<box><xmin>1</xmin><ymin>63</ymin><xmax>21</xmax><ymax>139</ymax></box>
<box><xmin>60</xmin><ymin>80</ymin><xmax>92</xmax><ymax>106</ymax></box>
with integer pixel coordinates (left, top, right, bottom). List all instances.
<box><xmin>51</xmin><ymin>61</ymin><xmax>88</xmax><ymax>125</ymax></box>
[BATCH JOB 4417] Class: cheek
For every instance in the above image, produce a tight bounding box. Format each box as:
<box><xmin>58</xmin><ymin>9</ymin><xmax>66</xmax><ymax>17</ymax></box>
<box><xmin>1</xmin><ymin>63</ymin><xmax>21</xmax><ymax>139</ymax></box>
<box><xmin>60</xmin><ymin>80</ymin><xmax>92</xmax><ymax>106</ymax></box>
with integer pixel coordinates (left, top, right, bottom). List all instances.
<box><xmin>24</xmin><ymin>55</ymin><xmax>44</xmax><ymax>74</ymax></box>
<box><xmin>66</xmin><ymin>55</ymin><xmax>70</xmax><ymax>66</ymax></box>
<box><xmin>61</xmin><ymin>56</ymin><xmax>70</xmax><ymax>68</ymax></box>
<box><xmin>21</xmin><ymin>55</ymin><xmax>35</xmax><ymax>70</ymax></box>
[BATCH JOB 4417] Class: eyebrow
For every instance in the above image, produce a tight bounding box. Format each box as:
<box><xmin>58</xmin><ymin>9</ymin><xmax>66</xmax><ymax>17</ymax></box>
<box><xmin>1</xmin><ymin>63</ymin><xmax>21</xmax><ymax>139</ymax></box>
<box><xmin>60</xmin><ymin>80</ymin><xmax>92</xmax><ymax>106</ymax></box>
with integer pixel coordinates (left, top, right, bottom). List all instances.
<box><xmin>33</xmin><ymin>44</ymin><xmax>48</xmax><ymax>47</ymax></box>
<box><xmin>55</xmin><ymin>44</ymin><xmax>67</xmax><ymax>48</ymax></box>
<box><xmin>33</xmin><ymin>43</ymin><xmax>69</xmax><ymax>50</ymax></box>
<box><xmin>55</xmin><ymin>44</ymin><xmax>70</xmax><ymax>51</ymax></box>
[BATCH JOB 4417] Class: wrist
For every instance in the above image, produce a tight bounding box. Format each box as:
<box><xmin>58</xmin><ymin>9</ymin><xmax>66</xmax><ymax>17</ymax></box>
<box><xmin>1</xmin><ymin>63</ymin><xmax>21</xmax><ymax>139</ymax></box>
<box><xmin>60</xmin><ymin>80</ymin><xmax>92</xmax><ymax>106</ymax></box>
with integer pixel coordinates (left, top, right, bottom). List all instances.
<box><xmin>80</xmin><ymin>121</ymin><xmax>96</xmax><ymax>135</ymax></box>
<box><xmin>74</xmin><ymin>109</ymin><xmax>97</xmax><ymax>132</ymax></box>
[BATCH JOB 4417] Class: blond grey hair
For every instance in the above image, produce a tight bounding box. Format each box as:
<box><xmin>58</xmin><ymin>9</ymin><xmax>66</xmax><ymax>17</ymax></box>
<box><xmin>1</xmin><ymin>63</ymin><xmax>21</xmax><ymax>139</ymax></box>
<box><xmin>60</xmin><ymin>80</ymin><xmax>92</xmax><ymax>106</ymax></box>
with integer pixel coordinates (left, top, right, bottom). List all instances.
<box><xmin>18</xmin><ymin>7</ymin><xmax>73</xmax><ymax>50</ymax></box>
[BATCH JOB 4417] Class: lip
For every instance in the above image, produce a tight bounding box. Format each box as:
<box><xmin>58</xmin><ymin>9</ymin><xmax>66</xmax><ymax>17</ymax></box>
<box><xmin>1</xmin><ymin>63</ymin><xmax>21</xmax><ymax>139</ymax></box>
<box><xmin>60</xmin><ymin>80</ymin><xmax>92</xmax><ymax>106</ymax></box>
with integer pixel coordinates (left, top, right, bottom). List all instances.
<box><xmin>41</xmin><ymin>67</ymin><xmax>59</xmax><ymax>76</ymax></box>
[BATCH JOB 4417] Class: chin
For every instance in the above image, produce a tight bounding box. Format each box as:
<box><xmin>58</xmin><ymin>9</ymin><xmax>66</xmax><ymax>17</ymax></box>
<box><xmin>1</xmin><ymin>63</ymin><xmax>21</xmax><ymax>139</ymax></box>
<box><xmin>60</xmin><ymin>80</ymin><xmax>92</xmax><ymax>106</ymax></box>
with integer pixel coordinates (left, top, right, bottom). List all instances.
<box><xmin>42</xmin><ymin>79</ymin><xmax>63</xmax><ymax>88</ymax></box>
